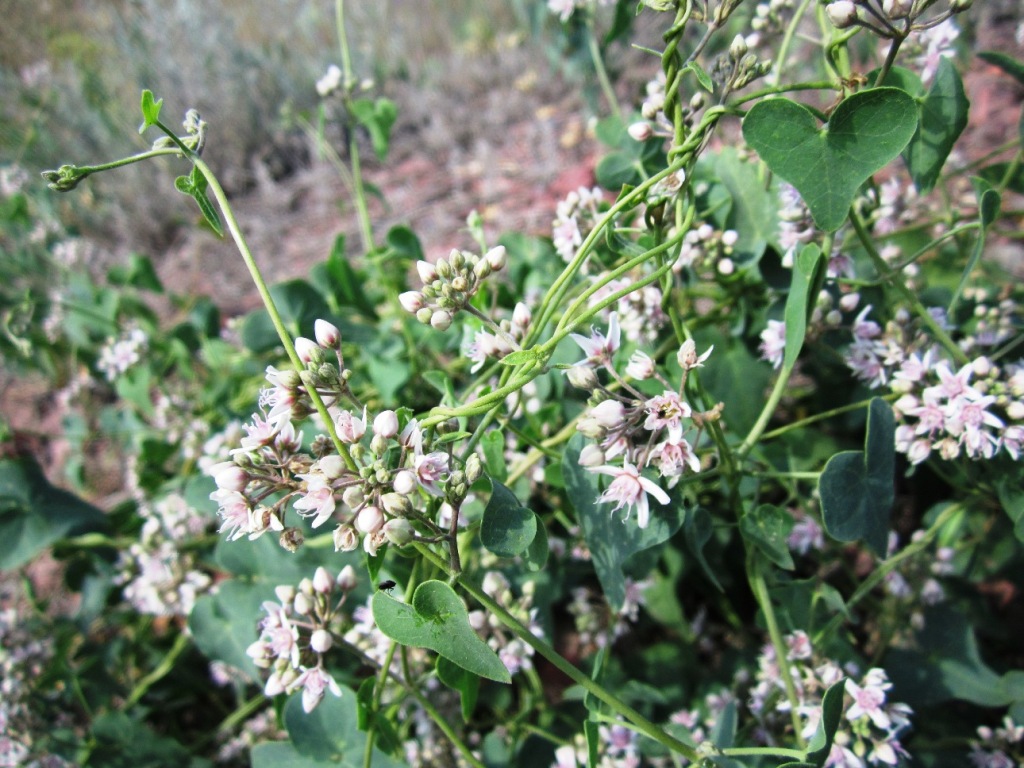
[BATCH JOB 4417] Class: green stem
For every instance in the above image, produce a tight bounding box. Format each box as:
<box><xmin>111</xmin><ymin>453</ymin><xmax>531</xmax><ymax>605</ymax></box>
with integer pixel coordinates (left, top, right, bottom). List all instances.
<box><xmin>737</xmin><ymin>359</ymin><xmax>796</xmax><ymax>460</ymax></box>
<box><xmin>849</xmin><ymin>210</ymin><xmax>968</xmax><ymax>366</ymax></box>
<box><xmin>749</xmin><ymin>559</ymin><xmax>806</xmax><ymax>749</ymax></box>
<box><xmin>586</xmin><ymin>15</ymin><xmax>622</xmax><ymax>121</ymax></box>
<box><xmin>759</xmin><ymin>394</ymin><xmax>897</xmax><ymax>442</ymax></box>
<box><xmin>336</xmin><ymin>0</ymin><xmax>374</xmax><ymax>252</ymax></box>
<box><xmin>769</xmin><ymin>0</ymin><xmax>813</xmax><ymax>86</ymax></box>
<box><xmin>123</xmin><ymin>632</ymin><xmax>191</xmax><ymax>708</ymax></box>
<box><xmin>411</xmin><ymin>544</ymin><xmax>700</xmax><ymax>761</ymax></box>
<box><xmin>813</xmin><ymin>503</ymin><xmax>962</xmax><ymax>644</ymax></box>
<box><xmin>724</xmin><ymin>746</ymin><xmax>806</xmax><ymax>759</ymax></box>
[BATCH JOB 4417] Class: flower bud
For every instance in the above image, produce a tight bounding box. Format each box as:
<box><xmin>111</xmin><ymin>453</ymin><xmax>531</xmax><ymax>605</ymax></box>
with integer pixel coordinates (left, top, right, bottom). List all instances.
<box><xmin>275</xmin><ymin>585</ymin><xmax>296</xmax><ymax>605</ymax></box>
<box><xmin>839</xmin><ymin>292</ymin><xmax>860</xmax><ymax>313</ymax></box>
<box><xmin>566</xmin><ymin>365</ymin><xmax>599</xmax><ymax>390</ymax></box>
<box><xmin>319</xmin><ymin>454</ymin><xmax>346</xmax><ymax>480</ymax></box>
<box><xmin>355</xmin><ymin>505</ymin><xmax>385</xmax><ymax>534</ymax></box>
<box><xmin>314</xmin><ymin>319</ymin><xmax>341</xmax><ymax>349</ymax></box>
<box><xmin>310</xmin><ymin>628</ymin><xmax>333</xmax><ymax>653</ymax></box>
<box><xmin>247</xmin><ymin>640</ymin><xmax>272</xmax><ymax>667</ymax></box>
<box><xmin>1007</xmin><ymin>401</ymin><xmax>1024</xmax><ymax>421</ymax></box>
<box><xmin>333</xmin><ymin>524</ymin><xmax>359</xmax><ymax>552</ymax></box>
<box><xmin>416</xmin><ymin>260</ymin><xmax>437</xmax><ymax>284</ymax></box>
<box><xmin>626</xmin><ymin>350</ymin><xmax>655</xmax><ymax>380</ymax></box>
<box><xmin>512</xmin><ymin>302</ymin><xmax>531</xmax><ymax>331</ymax></box>
<box><xmin>337</xmin><ymin>569</ymin><xmax>358</xmax><ymax>593</ymax></box>
<box><xmin>383</xmin><ymin>517</ymin><xmax>414</xmax><ymax>546</ymax></box>
<box><xmin>399</xmin><ymin>291</ymin><xmax>424</xmax><ymax>314</ymax></box>
<box><xmin>465</xmin><ymin>453</ymin><xmax>483</xmax><ymax>485</ymax></box>
<box><xmin>393</xmin><ymin>469</ymin><xmax>417</xmax><ymax>495</ymax></box>
<box><xmin>576</xmin><ymin>416</ymin><xmax>607</xmax><ymax>440</ymax></box>
<box><xmin>381</xmin><ymin>492</ymin><xmax>412</xmax><ymax>517</ymax></box>
<box><xmin>949</xmin><ymin>0</ymin><xmax>971</xmax><ymax>10</ymax></box>
<box><xmin>826</xmin><ymin>1</ymin><xmax>858</xmax><ymax>27</ymax></box>
<box><xmin>295</xmin><ymin>336</ymin><xmax>319</xmax><ymax>364</ymax></box>
<box><xmin>729</xmin><ymin>34</ymin><xmax>748</xmax><ymax>61</ymax></box>
<box><xmin>373</xmin><ymin>410</ymin><xmax>399</xmax><ymax>438</ymax></box>
<box><xmin>628</xmin><ymin>122</ymin><xmax>654</xmax><ymax>142</ymax></box>
<box><xmin>882</xmin><ymin>0</ymin><xmax>912</xmax><ymax>18</ymax></box>
<box><xmin>293</xmin><ymin>591</ymin><xmax>312</xmax><ymax>616</ymax></box>
<box><xmin>214</xmin><ymin>463</ymin><xmax>250</xmax><ymax>492</ymax></box>
<box><xmin>590</xmin><ymin>399</ymin><xmax>626</xmax><ymax>429</ymax></box>
<box><xmin>264</xmin><ymin>670</ymin><xmax>287</xmax><ymax>695</ymax></box>
<box><xmin>578</xmin><ymin>443</ymin><xmax>606</xmax><ymax>467</ymax></box>
<box><xmin>473</xmin><ymin>260</ymin><xmax>492</xmax><ymax>280</ymax></box>
<box><xmin>312</xmin><ymin>566</ymin><xmax>333</xmax><ymax>594</ymax></box>
<box><xmin>415</xmin><ymin>307</ymin><xmax>433</xmax><ymax>325</ymax></box>
<box><xmin>485</xmin><ymin>245</ymin><xmax>507</xmax><ymax>271</ymax></box>
<box><xmin>431</xmin><ymin>310</ymin><xmax>453</xmax><ymax>331</ymax></box>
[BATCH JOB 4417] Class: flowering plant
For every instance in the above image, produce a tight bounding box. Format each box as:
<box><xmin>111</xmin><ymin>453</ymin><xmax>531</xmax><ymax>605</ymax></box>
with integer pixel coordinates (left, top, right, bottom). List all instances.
<box><xmin>3</xmin><ymin>0</ymin><xmax>1024</xmax><ymax>766</ymax></box>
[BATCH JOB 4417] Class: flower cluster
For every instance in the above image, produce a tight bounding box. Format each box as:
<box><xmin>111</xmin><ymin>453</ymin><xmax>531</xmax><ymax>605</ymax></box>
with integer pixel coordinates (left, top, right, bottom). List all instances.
<box><xmin>464</xmin><ymin>301</ymin><xmax>532</xmax><ymax>373</ymax></box>
<box><xmin>675</xmin><ymin>222</ymin><xmax>741</xmax><ymax>276</ymax></box>
<box><xmin>568</xmin><ymin>314</ymin><xmax>719</xmax><ymax>528</ymax></box>
<box><xmin>552</xmin><ymin>186</ymin><xmax>604</xmax><ymax>263</ymax></box>
<box><xmin>114</xmin><ymin>492</ymin><xmax>213</xmax><ymax>617</ymax></box>
<box><xmin>587</xmin><ymin>276</ymin><xmax>667</xmax><ymax>344</ymax></box>
<box><xmin>246</xmin><ymin>565</ymin><xmax>356</xmax><ymax>713</ymax></box>
<box><xmin>95</xmin><ymin>327</ymin><xmax>148</xmax><ymax>381</ymax></box>
<box><xmin>969</xmin><ymin>716</ymin><xmax>1023</xmax><ymax>768</ymax></box>
<box><xmin>744</xmin><ymin>632</ymin><xmax>913</xmax><ymax>766</ymax></box>
<box><xmin>566</xmin><ymin>576</ymin><xmax>649</xmax><ymax>653</ymax></box>
<box><xmin>468</xmin><ymin>572</ymin><xmax>543</xmax><ymax>676</ymax></box>
<box><xmin>399</xmin><ymin>246</ymin><xmax>507</xmax><ymax>331</ymax></box>
<box><xmin>209</xmin><ymin>318</ymin><xmax>482</xmax><ymax>555</ymax></box>
<box><xmin>551</xmin><ymin>722</ymin><xmax>640</xmax><ymax>768</ymax></box>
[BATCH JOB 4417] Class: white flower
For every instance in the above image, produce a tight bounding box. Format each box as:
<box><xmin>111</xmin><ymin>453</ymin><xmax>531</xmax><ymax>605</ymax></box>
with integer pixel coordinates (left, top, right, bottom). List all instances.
<box><xmin>588</xmin><ymin>462</ymin><xmax>671</xmax><ymax>529</ymax></box>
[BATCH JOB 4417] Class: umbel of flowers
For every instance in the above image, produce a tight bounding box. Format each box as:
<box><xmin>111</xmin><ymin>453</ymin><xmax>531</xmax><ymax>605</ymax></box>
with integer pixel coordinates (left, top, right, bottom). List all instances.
<box><xmin>208</xmin><ymin>319</ymin><xmax>481</xmax><ymax>559</ymax></box>
<box><xmin>567</xmin><ymin>312</ymin><xmax>721</xmax><ymax>528</ymax></box>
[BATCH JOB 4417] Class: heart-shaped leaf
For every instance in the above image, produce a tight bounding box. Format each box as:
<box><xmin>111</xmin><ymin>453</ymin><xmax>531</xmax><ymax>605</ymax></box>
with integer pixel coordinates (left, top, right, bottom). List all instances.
<box><xmin>481</xmin><ymin>478</ymin><xmax>537</xmax><ymax>557</ymax></box>
<box><xmin>903</xmin><ymin>57</ymin><xmax>969</xmax><ymax>193</ymax></box>
<box><xmin>740</xmin><ymin>504</ymin><xmax>795</xmax><ymax>570</ymax></box>
<box><xmin>804</xmin><ymin>678</ymin><xmax>846</xmax><ymax>766</ymax></box>
<box><xmin>783</xmin><ymin>243</ymin><xmax>825</xmax><ymax>369</ymax></box>
<box><xmin>372</xmin><ymin>580</ymin><xmax>511</xmax><ymax>683</ymax></box>
<box><xmin>742</xmin><ymin>88</ymin><xmax>918</xmax><ymax>231</ymax></box>
<box><xmin>819</xmin><ymin>398</ymin><xmax>895</xmax><ymax>556</ymax></box>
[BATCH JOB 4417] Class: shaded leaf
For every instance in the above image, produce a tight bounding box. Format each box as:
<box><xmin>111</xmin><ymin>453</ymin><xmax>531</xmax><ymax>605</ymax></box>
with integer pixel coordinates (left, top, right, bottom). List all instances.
<box><xmin>481</xmin><ymin>478</ymin><xmax>537</xmax><ymax>558</ymax></box>
<box><xmin>903</xmin><ymin>57</ymin><xmax>969</xmax><ymax>193</ymax></box>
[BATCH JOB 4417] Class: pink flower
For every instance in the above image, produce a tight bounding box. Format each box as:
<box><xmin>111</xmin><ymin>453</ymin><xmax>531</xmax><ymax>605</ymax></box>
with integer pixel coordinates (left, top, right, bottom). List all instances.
<box><xmin>589</xmin><ymin>462</ymin><xmax>670</xmax><ymax>529</ymax></box>
<box><xmin>759</xmin><ymin>320</ymin><xmax>786</xmax><ymax>369</ymax></box>
<box><xmin>845</xmin><ymin>670</ymin><xmax>892</xmax><ymax>729</ymax></box>
<box><xmin>414</xmin><ymin>451</ymin><xmax>450</xmax><ymax>497</ymax></box>
<box><xmin>291</xmin><ymin>666</ymin><xmax>341</xmax><ymax>713</ymax></box>
<box><xmin>643</xmin><ymin>391</ymin><xmax>691</xmax><ymax>444</ymax></box>
<box><xmin>293</xmin><ymin>472</ymin><xmax>336</xmax><ymax>528</ymax></box>
<box><xmin>335</xmin><ymin>407</ymin><xmax>368</xmax><ymax>444</ymax></box>
<box><xmin>569</xmin><ymin>313</ymin><xmax>621</xmax><ymax>369</ymax></box>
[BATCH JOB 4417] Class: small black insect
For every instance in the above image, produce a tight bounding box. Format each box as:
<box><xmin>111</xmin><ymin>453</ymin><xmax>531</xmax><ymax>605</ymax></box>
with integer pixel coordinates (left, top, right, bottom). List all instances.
<box><xmin>377</xmin><ymin>579</ymin><xmax>397</xmax><ymax>594</ymax></box>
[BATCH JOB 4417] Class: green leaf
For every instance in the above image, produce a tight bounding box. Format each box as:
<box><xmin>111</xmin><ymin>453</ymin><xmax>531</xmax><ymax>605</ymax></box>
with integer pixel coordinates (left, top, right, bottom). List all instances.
<box><xmin>385</xmin><ymin>225</ymin><xmax>424</xmax><ymax>262</ymax></box>
<box><xmin>695</xmin><ymin>329</ymin><xmax>772</xmax><ymax>436</ymax></box>
<box><xmin>804</xmin><ymin>679</ymin><xmax>846</xmax><ymax>766</ymax></box>
<box><xmin>683</xmin><ymin>505</ymin><xmax>723</xmax><ymax>591</ymax></box>
<box><xmin>903</xmin><ymin>57</ymin><xmax>969</xmax><ymax>193</ymax></box>
<box><xmin>372</xmin><ymin>581</ymin><xmax>511</xmax><ymax>683</ymax></box>
<box><xmin>139</xmin><ymin>89</ymin><xmax>163</xmax><ymax>133</ymax></box>
<box><xmin>596</xmin><ymin>150</ymin><xmax>643</xmax><ymax>189</ymax></box>
<box><xmin>498</xmin><ymin>349</ymin><xmax>536</xmax><ymax>367</ymax></box>
<box><xmin>481</xmin><ymin>430</ymin><xmax>507</xmax><ymax>483</ymax></box>
<box><xmin>325</xmin><ymin>235</ymin><xmax>378</xmax><ymax>319</ymax></box>
<box><xmin>948</xmin><ymin>177</ymin><xmax>1001</xmax><ymax>313</ymax></box>
<box><xmin>283</xmin><ymin>686</ymin><xmax>405</xmax><ymax>767</ymax></box>
<box><xmin>977</xmin><ymin>50</ymin><xmax>1024</xmax><ymax>86</ymax></box>
<box><xmin>819</xmin><ymin>398</ymin><xmax>895</xmax><ymax>556</ymax></box>
<box><xmin>740</xmin><ymin>504</ymin><xmax>795</xmax><ymax>570</ymax></box>
<box><xmin>436</xmin><ymin>655</ymin><xmax>480</xmax><ymax>721</ymax></box>
<box><xmin>712</xmin><ymin>147</ymin><xmax>779</xmax><ymax>265</ymax></box>
<box><xmin>685</xmin><ymin>61</ymin><xmax>714</xmax><ymax>93</ymax></box>
<box><xmin>997</xmin><ymin>474</ymin><xmax>1024</xmax><ymax>543</ymax></box>
<box><xmin>0</xmin><ymin>456</ymin><xmax>108</xmax><ymax>570</ymax></box>
<box><xmin>742</xmin><ymin>88</ymin><xmax>918</xmax><ymax>231</ymax></box>
<box><xmin>562</xmin><ymin>435</ymin><xmax>685</xmax><ymax>610</ymax></box>
<box><xmin>977</xmin><ymin>162</ymin><xmax>1024</xmax><ymax>195</ymax></box>
<box><xmin>523</xmin><ymin>516</ymin><xmax>549</xmax><ymax>572</ymax></box>
<box><xmin>480</xmin><ymin>478</ymin><xmax>537</xmax><ymax>558</ymax></box>
<box><xmin>349</xmin><ymin>98</ymin><xmax>398</xmax><ymax>161</ymax></box>
<box><xmin>189</xmin><ymin>582</ymin><xmax>267</xmax><ymax>680</ymax></box>
<box><xmin>251</xmin><ymin>742</ymin><xmax>332</xmax><ymax>768</ymax></box>
<box><xmin>782</xmin><ymin>243</ymin><xmax>825</xmax><ymax>369</ymax></box>
<box><xmin>89</xmin><ymin>713</ymin><xmax>196</xmax><ymax>768</ymax></box>
<box><xmin>106</xmin><ymin>253</ymin><xmax>164</xmax><ymax>292</ymax></box>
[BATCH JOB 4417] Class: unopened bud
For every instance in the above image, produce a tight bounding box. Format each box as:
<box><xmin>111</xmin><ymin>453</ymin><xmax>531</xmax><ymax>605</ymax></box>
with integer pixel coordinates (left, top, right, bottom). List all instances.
<box><xmin>729</xmin><ymin>34</ymin><xmax>748</xmax><ymax>61</ymax></box>
<box><xmin>381</xmin><ymin>492</ymin><xmax>412</xmax><ymax>517</ymax></box>
<box><xmin>383</xmin><ymin>517</ymin><xmax>414</xmax><ymax>546</ymax></box>
<box><xmin>399</xmin><ymin>291</ymin><xmax>425</xmax><ymax>314</ymax></box>
<box><xmin>626</xmin><ymin>350</ymin><xmax>655</xmax><ymax>380</ymax></box>
<box><xmin>416</xmin><ymin>260</ymin><xmax>437</xmax><ymax>284</ymax></box>
<box><xmin>628</xmin><ymin>122</ymin><xmax>654</xmax><ymax>142</ymax></box>
<box><xmin>385</xmin><ymin>474</ymin><xmax>412</xmax><ymax>501</ymax></box>
<box><xmin>882</xmin><ymin>0</ymin><xmax>912</xmax><ymax>18</ymax></box>
<box><xmin>319</xmin><ymin>454</ymin><xmax>346</xmax><ymax>480</ymax></box>
<box><xmin>431</xmin><ymin>310</ymin><xmax>453</xmax><ymax>331</ymax></box>
<box><xmin>312</xmin><ymin>566</ymin><xmax>333</xmax><ymax>594</ymax></box>
<box><xmin>512</xmin><ymin>302</ymin><xmax>531</xmax><ymax>330</ymax></box>
<box><xmin>275</xmin><ymin>585</ymin><xmax>296</xmax><ymax>605</ymax></box>
<box><xmin>355</xmin><ymin>505</ymin><xmax>385</xmax><ymax>534</ymax></box>
<box><xmin>949</xmin><ymin>0</ymin><xmax>972</xmax><ymax>10</ymax></box>
<box><xmin>415</xmin><ymin>307</ymin><xmax>433</xmax><ymax>325</ymax></box>
<box><xmin>294</xmin><ymin>336</ymin><xmax>319</xmax><ymax>364</ymax></box>
<box><xmin>293</xmin><ymin>591</ymin><xmax>312</xmax><ymax>617</ymax></box>
<box><xmin>214</xmin><ymin>463</ymin><xmax>250</xmax><ymax>492</ymax></box>
<box><xmin>465</xmin><ymin>453</ymin><xmax>483</xmax><ymax>485</ymax></box>
<box><xmin>310</xmin><ymin>628</ymin><xmax>333</xmax><ymax>653</ymax></box>
<box><xmin>566</xmin><ymin>365</ymin><xmax>599</xmax><ymax>390</ymax></box>
<box><xmin>576</xmin><ymin>416</ymin><xmax>607</xmax><ymax>440</ymax></box>
<box><xmin>826</xmin><ymin>1</ymin><xmax>858</xmax><ymax>27</ymax></box>
<box><xmin>578</xmin><ymin>443</ymin><xmax>606</xmax><ymax>467</ymax></box>
<box><xmin>336</xmin><ymin>566</ymin><xmax>357</xmax><ymax>592</ymax></box>
<box><xmin>485</xmin><ymin>245</ymin><xmax>507</xmax><ymax>271</ymax></box>
<box><xmin>590</xmin><ymin>399</ymin><xmax>626</xmax><ymax>429</ymax></box>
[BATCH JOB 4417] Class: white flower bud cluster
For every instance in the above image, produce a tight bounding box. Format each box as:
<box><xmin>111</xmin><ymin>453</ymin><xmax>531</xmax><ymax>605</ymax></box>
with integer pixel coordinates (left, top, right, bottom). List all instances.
<box><xmin>467</xmin><ymin>571</ymin><xmax>543</xmax><ymax>676</ymax></box>
<box><xmin>246</xmin><ymin>565</ymin><xmax>357</xmax><ymax>712</ymax></box>
<box><xmin>399</xmin><ymin>246</ymin><xmax>506</xmax><ymax>332</ymax></box>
